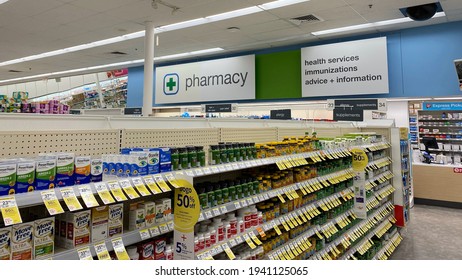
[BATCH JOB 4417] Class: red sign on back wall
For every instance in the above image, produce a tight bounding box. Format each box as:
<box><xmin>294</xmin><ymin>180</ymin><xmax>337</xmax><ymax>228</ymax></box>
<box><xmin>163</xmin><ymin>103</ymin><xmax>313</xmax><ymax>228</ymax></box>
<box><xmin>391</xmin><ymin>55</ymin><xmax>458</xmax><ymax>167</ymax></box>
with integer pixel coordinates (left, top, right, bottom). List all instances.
<box><xmin>453</xmin><ymin>168</ymin><xmax>462</xmax><ymax>173</ymax></box>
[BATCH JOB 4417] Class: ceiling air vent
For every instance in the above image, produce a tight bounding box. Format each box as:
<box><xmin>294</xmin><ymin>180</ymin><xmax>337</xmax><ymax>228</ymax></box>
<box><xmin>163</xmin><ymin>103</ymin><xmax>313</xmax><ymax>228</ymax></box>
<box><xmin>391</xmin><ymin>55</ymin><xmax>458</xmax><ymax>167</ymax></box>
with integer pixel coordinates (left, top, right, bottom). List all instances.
<box><xmin>108</xmin><ymin>51</ymin><xmax>128</xmax><ymax>55</ymax></box>
<box><xmin>8</xmin><ymin>70</ymin><xmax>22</xmax><ymax>73</ymax></box>
<box><xmin>289</xmin><ymin>14</ymin><xmax>323</xmax><ymax>25</ymax></box>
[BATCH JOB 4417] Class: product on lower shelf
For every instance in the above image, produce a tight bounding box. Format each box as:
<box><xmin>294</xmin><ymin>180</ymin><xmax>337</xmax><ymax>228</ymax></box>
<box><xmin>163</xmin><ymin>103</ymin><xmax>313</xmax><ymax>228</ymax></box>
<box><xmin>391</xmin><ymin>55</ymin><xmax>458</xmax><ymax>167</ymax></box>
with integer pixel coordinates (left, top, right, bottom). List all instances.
<box><xmin>33</xmin><ymin>217</ymin><xmax>55</xmax><ymax>260</ymax></box>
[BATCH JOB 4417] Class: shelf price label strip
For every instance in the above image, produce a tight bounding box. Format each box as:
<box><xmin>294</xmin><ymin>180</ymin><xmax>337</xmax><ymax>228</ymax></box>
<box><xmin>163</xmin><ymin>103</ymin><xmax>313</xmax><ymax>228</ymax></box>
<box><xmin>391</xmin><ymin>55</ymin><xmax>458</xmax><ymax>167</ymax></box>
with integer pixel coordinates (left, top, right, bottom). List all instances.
<box><xmin>94</xmin><ymin>182</ymin><xmax>116</xmax><ymax>205</ymax></box>
<box><xmin>60</xmin><ymin>187</ymin><xmax>83</xmax><ymax>212</ymax></box>
<box><xmin>78</xmin><ymin>184</ymin><xmax>100</xmax><ymax>208</ymax></box>
<box><xmin>0</xmin><ymin>195</ymin><xmax>22</xmax><ymax>226</ymax></box>
<box><xmin>41</xmin><ymin>189</ymin><xmax>65</xmax><ymax>215</ymax></box>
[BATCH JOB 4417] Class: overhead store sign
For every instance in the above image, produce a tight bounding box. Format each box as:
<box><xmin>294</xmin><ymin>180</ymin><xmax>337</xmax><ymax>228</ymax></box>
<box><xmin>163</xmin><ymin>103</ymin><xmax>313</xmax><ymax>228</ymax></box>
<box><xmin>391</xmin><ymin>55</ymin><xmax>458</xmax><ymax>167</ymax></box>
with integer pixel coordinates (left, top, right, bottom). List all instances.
<box><xmin>333</xmin><ymin>109</ymin><xmax>364</xmax><ymax>122</ymax></box>
<box><xmin>327</xmin><ymin>99</ymin><xmax>387</xmax><ymax>111</ymax></box>
<box><xmin>301</xmin><ymin>37</ymin><xmax>389</xmax><ymax>97</ymax></box>
<box><xmin>423</xmin><ymin>102</ymin><xmax>462</xmax><ymax>111</ymax></box>
<box><xmin>155</xmin><ymin>55</ymin><xmax>255</xmax><ymax>104</ymax></box>
<box><xmin>201</xmin><ymin>103</ymin><xmax>236</xmax><ymax>113</ymax></box>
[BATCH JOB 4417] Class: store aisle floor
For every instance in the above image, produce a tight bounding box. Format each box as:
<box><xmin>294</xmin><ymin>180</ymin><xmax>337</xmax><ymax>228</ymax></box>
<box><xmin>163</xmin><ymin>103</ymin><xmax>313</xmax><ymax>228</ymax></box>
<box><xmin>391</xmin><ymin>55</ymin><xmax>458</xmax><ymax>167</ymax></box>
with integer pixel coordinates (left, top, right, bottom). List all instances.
<box><xmin>391</xmin><ymin>204</ymin><xmax>462</xmax><ymax>260</ymax></box>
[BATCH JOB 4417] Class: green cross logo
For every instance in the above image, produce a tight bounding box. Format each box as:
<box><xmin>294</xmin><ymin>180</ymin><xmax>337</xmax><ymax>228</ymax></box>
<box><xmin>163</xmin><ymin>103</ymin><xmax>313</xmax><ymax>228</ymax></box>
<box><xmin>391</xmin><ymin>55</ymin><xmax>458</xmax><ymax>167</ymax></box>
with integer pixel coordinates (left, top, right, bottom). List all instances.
<box><xmin>166</xmin><ymin>77</ymin><xmax>176</xmax><ymax>91</ymax></box>
<box><xmin>163</xmin><ymin>74</ymin><xmax>179</xmax><ymax>95</ymax></box>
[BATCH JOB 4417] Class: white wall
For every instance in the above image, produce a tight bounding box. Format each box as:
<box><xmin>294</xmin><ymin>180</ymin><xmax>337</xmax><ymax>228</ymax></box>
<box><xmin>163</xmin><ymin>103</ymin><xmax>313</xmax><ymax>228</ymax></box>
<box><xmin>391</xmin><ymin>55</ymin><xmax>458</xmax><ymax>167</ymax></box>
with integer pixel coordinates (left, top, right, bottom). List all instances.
<box><xmin>387</xmin><ymin>101</ymin><xmax>409</xmax><ymax>128</ymax></box>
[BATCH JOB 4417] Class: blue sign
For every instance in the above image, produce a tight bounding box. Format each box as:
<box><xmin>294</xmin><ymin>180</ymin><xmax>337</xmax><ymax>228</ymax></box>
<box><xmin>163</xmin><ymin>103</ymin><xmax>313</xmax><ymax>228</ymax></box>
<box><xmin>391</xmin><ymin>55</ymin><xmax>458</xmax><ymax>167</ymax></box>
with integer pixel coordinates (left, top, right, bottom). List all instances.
<box><xmin>422</xmin><ymin>102</ymin><xmax>462</xmax><ymax>111</ymax></box>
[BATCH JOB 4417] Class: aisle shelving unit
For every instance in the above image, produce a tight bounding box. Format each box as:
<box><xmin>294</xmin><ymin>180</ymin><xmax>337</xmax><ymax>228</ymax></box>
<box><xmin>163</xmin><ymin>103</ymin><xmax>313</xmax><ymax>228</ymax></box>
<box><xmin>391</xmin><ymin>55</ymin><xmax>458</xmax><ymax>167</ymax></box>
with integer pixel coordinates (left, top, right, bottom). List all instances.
<box><xmin>0</xmin><ymin>119</ymin><xmax>404</xmax><ymax>261</ymax></box>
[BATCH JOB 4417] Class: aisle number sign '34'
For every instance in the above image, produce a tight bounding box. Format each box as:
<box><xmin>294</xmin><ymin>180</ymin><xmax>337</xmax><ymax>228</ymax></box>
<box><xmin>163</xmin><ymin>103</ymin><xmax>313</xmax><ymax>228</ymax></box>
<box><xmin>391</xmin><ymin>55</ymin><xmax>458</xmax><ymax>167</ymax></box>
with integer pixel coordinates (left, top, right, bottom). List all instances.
<box><xmin>173</xmin><ymin>178</ymin><xmax>200</xmax><ymax>260</ymax></box>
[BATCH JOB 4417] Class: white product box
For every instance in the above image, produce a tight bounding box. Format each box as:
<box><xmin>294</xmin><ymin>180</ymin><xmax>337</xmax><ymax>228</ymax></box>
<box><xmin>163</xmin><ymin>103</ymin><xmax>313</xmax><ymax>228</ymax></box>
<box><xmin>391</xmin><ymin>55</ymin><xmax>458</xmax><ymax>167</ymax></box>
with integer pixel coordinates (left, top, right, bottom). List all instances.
<box><xmin>129</xmin><ymin>207</ymin><xmax>146</xmax><ymax>231</ymax></box>
<box><xmin>33</xmin><ymin>217</ymin><xmax>55</xmax><ymax>260</ymax></box>
<box><xmin>0</xmin><ymin>227</ymin><xmax>11</xmax><ymax>260</ymax></box>
<box><xmin>11</xmin><ymin>222</ymin><xmax>33</xmax><ymax>260</ymax></box>
<box><xmin>91</xmin><ymin>206</ymin><xmax>109</xmax><ymax>243</ymax></box>
<box><xmin>160</xmin><ymin>198</ymin><xmax>172</xmax><ymax>221</ymax></box>
<box><xmin>108</xmin><ymin>204</ymin><xmax>124</xmax><ymax>237</ymax></box>
<box><xmin>452</xmin><ymin>144</ymin><xmax>460</xmax><ymax>151</ymax></box>
<box><xmin>155</xmin><ymin>202</ymin><xmax>164</xmax><ymax>224</ymax></box>
<box><xmin>64</xmin><ymin>210</ymin><xmax>91</xmax><ymax>249</ymax></box>
<box><xmin>444</xmin><ymin>144</ymin><xmax>452</xmax><ymax>151</ymax></box>
<box><xmin>141</xmin><ymin>202</ymin><xmax>156</xmax><ymax>228</ymax></box>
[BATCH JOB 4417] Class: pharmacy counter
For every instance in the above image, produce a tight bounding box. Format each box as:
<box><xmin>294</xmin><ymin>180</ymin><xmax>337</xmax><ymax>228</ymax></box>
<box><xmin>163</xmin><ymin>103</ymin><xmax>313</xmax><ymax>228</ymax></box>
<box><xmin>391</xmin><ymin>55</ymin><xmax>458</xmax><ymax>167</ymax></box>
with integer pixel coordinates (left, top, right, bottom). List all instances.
<box><xmin>413</xmin><ymin>163</ymin><xmax>462</xmax><ymax>208</ymax></box>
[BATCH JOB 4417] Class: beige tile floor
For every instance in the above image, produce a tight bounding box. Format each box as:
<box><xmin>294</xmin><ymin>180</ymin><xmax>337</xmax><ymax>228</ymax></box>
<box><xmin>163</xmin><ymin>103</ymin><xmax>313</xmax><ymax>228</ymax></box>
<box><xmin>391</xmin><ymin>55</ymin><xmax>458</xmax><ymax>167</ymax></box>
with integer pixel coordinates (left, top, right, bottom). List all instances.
<box><xmin>391</xmin><ymin>204</ymin><xmax>462</xmax><ymax>260</ymax></box>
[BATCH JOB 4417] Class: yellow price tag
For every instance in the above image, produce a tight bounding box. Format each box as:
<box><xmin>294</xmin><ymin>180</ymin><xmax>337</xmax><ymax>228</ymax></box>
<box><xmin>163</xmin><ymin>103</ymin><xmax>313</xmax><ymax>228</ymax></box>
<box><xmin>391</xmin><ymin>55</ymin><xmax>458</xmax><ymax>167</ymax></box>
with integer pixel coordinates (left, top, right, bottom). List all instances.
<box><xmin>111</xmin><ymin>237</ymin><xmax>130</xmax><ymax>260</ymax></box>
<box><xmin>131</xmin><ymin>178</ymin><xmax>151</xmax><ymax>196</ymax></box>
<box><xmin>281</xmin><ymin>219</ymin><xmax>290</xmax><ymax>231</ymax></box>
<box><xmin>41</xmin><ymin>190</ymin><xmax>65</xmax><ymax>215</ymax></box>
<box><xmin>78</xmin><ymin>184</ymin><xmax>99</xmax><ymax>208</ymax></box>
<box><xmin>277</xmin><ymin>193</ymin><xmax>286</xmax><ymax>203</ymax></box>
<box><xmin>249</xmin><ymin>232</ymin><xmax>263</xmax><ymax>245</ymax></box>
<box><xmin>285</xmin><ymin>191</ymin><xmax>293</xmax><ymax>200</ymax></box>
<box><xmin>243</xmin><ymin>234</ymin><xmax>257</xmax><ymax>249</ymax></box>
<box><xmin>143</xmin><ymin>176</ymin><xmax>162</xmax><ymax>194</ymax></box>
<box><xmin>119</xmin><ymin>179</ymin><xmax>140</xmax><ymax>200</ymax></box>
<box><xmin>94</xmin><ymin>182</ymin><xmax>115</xmax><ymax>205</ymax></box>
<box><xmin>0</xmin><ymin>195</ymin><xmax>22</xmax><ymax>226</ymax></box>
<box><xmin>60</xmin><ymin>187</ymin><xmax>83</xmax><ymax>211</ymax></box>
<box><xmin>154</xmin><ymin>175</ymin><xmax>172</xmax><ymax>192</ymax></box>
<box><xmin>94</xmin><ymin>241</ymin><xmax>111</xmax><ymax>260</ymax></box>
<box><xmin>107</xmin><ymin>181</ymin><xmax>128</xmax><ymax>202</ymax></box>
<box><xmin>273</xmin><ymin>222</ymin><xmax>282</xmax><ymax>235</ymax></box>
<box><xmin>77</xmin><ymin>247</ymin><xmax>93</xmax><ymax>260</ymax></box>
<box><xmin>222</xmin><ymin>243</ymin><xmax>236</xmax><ymax>260</ymax></box>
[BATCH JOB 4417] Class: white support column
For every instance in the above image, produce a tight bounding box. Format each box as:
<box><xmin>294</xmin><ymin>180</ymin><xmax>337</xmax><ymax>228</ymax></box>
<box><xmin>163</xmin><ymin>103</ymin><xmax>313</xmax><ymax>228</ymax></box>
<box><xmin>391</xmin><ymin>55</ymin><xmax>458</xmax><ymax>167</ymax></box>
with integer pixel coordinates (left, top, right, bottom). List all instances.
<box><xmin>143</xmin><ymin>21</ymin><xmax>155</xmax><ymax>117</ymax></box>
<box><xmin>95</xmin><ymin>73</ymin><xmax>106</xmax><ymax>108</ymax></box>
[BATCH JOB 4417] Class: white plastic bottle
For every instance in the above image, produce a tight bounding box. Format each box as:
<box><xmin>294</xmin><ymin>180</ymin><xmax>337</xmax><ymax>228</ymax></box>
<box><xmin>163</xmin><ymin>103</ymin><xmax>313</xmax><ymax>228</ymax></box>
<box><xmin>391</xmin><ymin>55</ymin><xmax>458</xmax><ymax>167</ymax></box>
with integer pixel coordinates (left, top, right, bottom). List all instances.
<box><xmin>208</xmin><ymin>225</ymin><xmax>217</xmax><ymax>246</ymax></box>
<box><xmin>250</xmin><ymin>206</ymin><xmax>258</xmax><ymax>228</ymax></box>
<box><xmin>227</xmin><ymin>213</ymin><xmax>238</xmax><ymax>237</ymax></box>
<box><xmin>165</xmin><ymin>245</ymin><xmax>173</xmax><ymax>260</ymax></box>
<box><xmin>224</xmin><ymin>220</ymin><xmax>232</xmax><ymax>240</ymax></box>
<box><xmin>213</xmin><ymin>218</ymin><xmax>225</xmax><ymax>242</ymax></box>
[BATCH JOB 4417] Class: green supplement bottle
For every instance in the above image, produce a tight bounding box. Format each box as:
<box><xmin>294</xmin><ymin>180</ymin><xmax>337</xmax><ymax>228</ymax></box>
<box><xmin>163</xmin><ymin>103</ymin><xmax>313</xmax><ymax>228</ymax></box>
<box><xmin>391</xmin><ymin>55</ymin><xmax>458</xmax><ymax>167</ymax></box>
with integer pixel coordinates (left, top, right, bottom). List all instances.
<box><xmin>221</xmin><ymin>182</ymin><xmax>230</xmax><ymax>203</ymax></box>
<box><xmin>214</xmin><ymin>184</ymin><xmax>223</xmax><ymax>205</ymax></box>
<box><xmin>179</xmin><ymin>147</ymin><xmax>189</xmax><ymax>170</ymax></box>
<box><xmin>196</xmin><ymin>146</ymin><xmax>206</xmax><ymax>167</ymax></box>
<box><xmin>206</xmin><ymin>185</ymin><xmax>216</xmax><ymax>208</ymax></box>
<box><xmin>209</xmin><ymin>145</ymin><xmax>220</xmax><ymax>165</ymax></box>
<box><xmin>228</xmin><ymin>181</ymin><xmax>236</xmax><ymax>201</ymax></box>
<box><xmin>226</xmin><ymin>143</ymin><xmax>235</xmax><ymax>162</ymax></box>
<box><xmin>198</xmin><ymin>185</ymin><xmax>208</xmax><ymax>209</ymax></box>
<box><xmin>187</xmin><ymin>146</ymin><xmax>197</xmax><ymax>169</ymax></box>
<box><xmin>219</xmin><ymin>143</ymin><xmax>228</xmax><ymax>164</ymax></box>
<box><xmin>252</xmin><ymin>178</ymin><xmax>260</xmax><ymax>194</ymax></box>
<box><xmin>239</xmin><ymin>143</ymin><xmax>246</xmax><ymax>161</ymax></box>
<box><xmin>233</xmin><ymin>143</ymin><xmax>240</xmax><ymax>162</ymax></box>
<box><xmin>170</xmin><ymin>148</ymin><xmax>179</xmax><ymax>171</ymax></box>
<box><xmin>235</xmin><ymin>180</ymin><xmax>243</xmax><ymax>199</ymax></box>
<box><xmin>250</xmin><ymin>142</ymin><xmax>257</xmax><ymax>159</ymax></box>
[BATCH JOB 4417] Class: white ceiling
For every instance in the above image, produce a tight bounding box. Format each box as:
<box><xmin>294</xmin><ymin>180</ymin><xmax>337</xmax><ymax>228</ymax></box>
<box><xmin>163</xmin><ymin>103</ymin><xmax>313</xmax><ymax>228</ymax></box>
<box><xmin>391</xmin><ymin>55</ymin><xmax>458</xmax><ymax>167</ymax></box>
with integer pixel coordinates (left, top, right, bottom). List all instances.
<box><xmin>0</xmin><ymin>0</ymin><xmax>461</xmax><ymax>84</ymax></box>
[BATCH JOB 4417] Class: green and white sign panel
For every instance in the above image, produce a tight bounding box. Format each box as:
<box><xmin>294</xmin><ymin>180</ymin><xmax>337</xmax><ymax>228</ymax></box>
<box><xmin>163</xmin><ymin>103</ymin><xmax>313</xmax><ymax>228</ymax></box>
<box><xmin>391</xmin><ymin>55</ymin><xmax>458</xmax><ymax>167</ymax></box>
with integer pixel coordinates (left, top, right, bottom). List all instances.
<box><xmin>301</xmin><ymin>37</ymin><xmax>389</xmax><ymax>97</ymax></box>
<box><xmin>155</xmin><ymin>55</ymin><xmax>255</xmax><ymax>104</ymax></box>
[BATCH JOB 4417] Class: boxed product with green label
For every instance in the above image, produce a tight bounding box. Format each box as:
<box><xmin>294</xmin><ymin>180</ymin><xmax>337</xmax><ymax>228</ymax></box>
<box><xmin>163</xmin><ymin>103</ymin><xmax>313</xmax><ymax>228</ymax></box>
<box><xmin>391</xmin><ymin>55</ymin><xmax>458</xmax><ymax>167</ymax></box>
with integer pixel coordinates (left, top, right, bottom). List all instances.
<box><xmin>16</xmin><ymin>160</ymin><xmax>36</xmax><ymax>193</ymax></box>
<box><xmin>33</xmin><ymin>217</ymin><xmax>55</xmax><ymax>260</ymax></box>
<box><xmin>55</xmin><ymin>153</ymin><xmax>75</xmax><ymax>187</ymax></box>
<box><xmin>0</xmin><ymin>161</ymin><xmax>17</xmax><ymax>196</ymax></box>
<box><xmin>35</xmin><ymin>158</ymin><xmax>56</xmax><ymax>190</ymax></box>
<box><xmin>145</xmin><ymin>148</ymin><xmax>160</xmax><ymax>175</ymax></box>
<box><xmin>0</xmin><ymin>227</ymin><xmax>11</xmax><ymax>260</ymax></box>
<box><xmin>74</xmin><ymin>156</ymin><xmax>91</xmax><ymax>185</ymax></box>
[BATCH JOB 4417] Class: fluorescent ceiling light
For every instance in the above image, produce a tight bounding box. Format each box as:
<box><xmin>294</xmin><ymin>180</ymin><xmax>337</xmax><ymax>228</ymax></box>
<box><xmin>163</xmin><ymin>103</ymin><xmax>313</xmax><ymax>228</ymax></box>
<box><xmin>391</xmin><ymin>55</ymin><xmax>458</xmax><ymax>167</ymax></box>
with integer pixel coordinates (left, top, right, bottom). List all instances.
<box><xmin>0</xmin><ymin>0</ymin><xmax>9</xmax><ymax>4</ymax></box>
<box><xmin>206</xmin><ymin>6</ymin><xmax>262</xmax><ymax>22</ymax></box>
<box><xmin>0</xmin><ymin>0</ymin><xmax>309</xmax><ymax>68</ymax></box>
<box><xmin>312</xmin><ymin>12</ymin><xmax>446</xmax><ymax>36</ymax></box>
<box><xmin>432</xmin><ymin>97</ymin><xmax>462</xmax><ymax>100</ymax></box>
<box><xmin>0</xmin><ymin>48</ymin><xmax>223</xmax><ymax>85</ymax></box>
<box><xmin>386</xmin><ymin>98</ymin><xmax>432</xmax><ymax>102</ymax></box>
<box><xmin>258</xmin><ymin>0</ymin><xmax>308</xmax><ymax>10</ymax></box>
<box><xmin>0</xmin><ymin>31</ymin><xmax>145</xmax><ymax>67</ymax></box>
